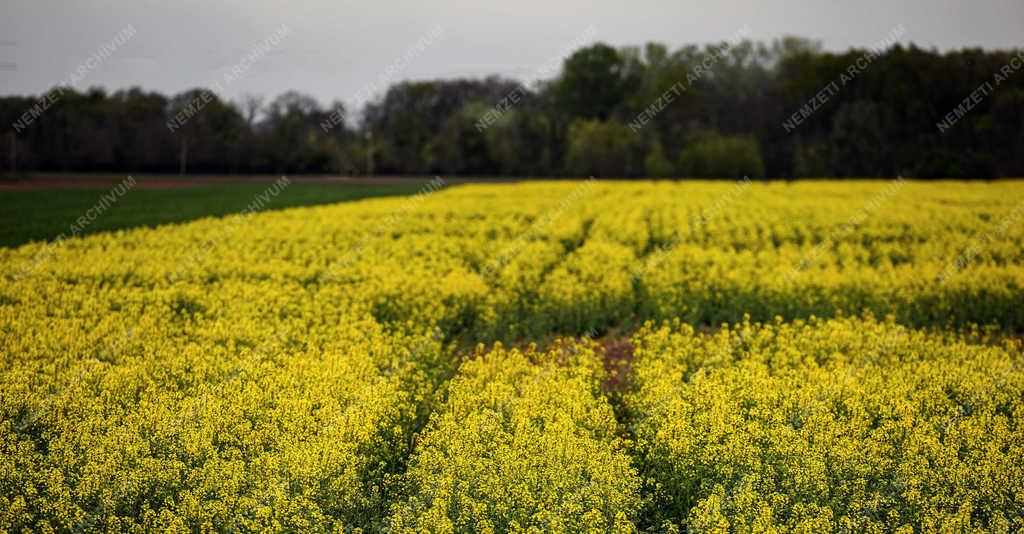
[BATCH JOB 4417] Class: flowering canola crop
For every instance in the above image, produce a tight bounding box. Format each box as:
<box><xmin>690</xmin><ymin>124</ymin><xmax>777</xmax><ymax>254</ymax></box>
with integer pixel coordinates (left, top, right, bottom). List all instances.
<box><xmin>628</xmin><ymin>316</ymin><xmax>1023</xmax><ymax>532</ymax></box>
<box><xmin>389</xmin><ymin>343</ymin><xmax>640</xmax><ymax>533</ymax></box>
<box><xmin>1</xmin><ymin>180</ymin><xmax>1022</xmax><ymax>531</ymax></box>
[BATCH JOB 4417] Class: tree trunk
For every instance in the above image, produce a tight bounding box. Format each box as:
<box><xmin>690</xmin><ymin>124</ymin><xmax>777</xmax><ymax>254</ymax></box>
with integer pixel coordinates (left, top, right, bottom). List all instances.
<box><xmin>179</xmin><ymin>137</ymin><xmax>188</xmax><ymax>176</ymax></box>
<box><xmin>8</xmin><ymin>132</ymin><xmax>15</xmax><ymax>177</ymax></box>
<box><xmin>366</xmin><ymin>130</ymin><xmax>374</xmax><ymax>177</ymax></box>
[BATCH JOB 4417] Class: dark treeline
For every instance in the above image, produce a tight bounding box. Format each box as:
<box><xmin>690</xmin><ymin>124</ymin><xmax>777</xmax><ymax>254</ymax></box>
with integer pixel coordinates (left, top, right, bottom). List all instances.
<box><xmin>3</xmin><ymin>37</ymin><xmax>1023</xmax><ymax>178</ymax></box>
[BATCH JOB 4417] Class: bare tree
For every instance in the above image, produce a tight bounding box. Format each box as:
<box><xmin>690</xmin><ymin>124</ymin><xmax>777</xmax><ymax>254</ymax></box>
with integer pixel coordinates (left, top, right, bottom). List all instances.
<box><xmin>238</xmin><ymin>93</ymin><xmax>265</xmax><ymax>128</ymax></box>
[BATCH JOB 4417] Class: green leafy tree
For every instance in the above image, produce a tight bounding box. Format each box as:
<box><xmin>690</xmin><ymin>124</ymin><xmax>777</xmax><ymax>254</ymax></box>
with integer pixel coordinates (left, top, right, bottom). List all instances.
<box><xmin>678</xmin><ymin>133</ymin><xmax>764</xmax><ymax>178</ymax></box>
<box><xmin>555</xmin><ymin>44</ymin><xmax>630</xmax><ymax>120</ymax></box>
<box><xmin>644</xmin><ymin>139</ymin><xmax>674</xmax><ymax>177</ymax></box>
<box><xmin>565</xmin><ymin>119</ymin><xmax>642</xmax><ymax>177</ymax></box>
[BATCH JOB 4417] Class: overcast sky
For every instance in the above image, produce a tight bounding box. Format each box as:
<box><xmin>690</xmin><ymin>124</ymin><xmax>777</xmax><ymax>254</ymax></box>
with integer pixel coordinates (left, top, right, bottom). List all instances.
<box><xmin>1</xmin><ymin>0</ymin><xmax>1021</xmax><ymax>108</ymax></box>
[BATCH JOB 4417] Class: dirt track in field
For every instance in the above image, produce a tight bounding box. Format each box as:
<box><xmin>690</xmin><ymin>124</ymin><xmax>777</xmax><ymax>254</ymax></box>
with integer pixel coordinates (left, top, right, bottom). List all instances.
<box><xmin>0</xmin><ymin>175</ymin><xmax>524</xmax><ymax>190</ymax></box>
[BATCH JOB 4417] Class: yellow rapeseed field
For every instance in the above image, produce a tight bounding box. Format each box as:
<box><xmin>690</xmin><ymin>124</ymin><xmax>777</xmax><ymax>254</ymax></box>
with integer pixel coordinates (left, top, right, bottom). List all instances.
<box><xmin>628</xmin><ymin>316</ymin><xmax>1023</xmax><ymax>532</ymax></box>
<box><xmin>1</xmin><ymin>180</ymin><xmax>1022</xmax><ymax>532</ymax></box>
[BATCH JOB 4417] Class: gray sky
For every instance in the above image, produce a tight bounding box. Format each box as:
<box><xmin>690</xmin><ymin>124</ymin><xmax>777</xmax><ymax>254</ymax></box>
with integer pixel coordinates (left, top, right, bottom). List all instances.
<box><xmin>1</xmin><ymin>0</ymin><xmax>1021</xmax><ymax>109</ymax></box>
